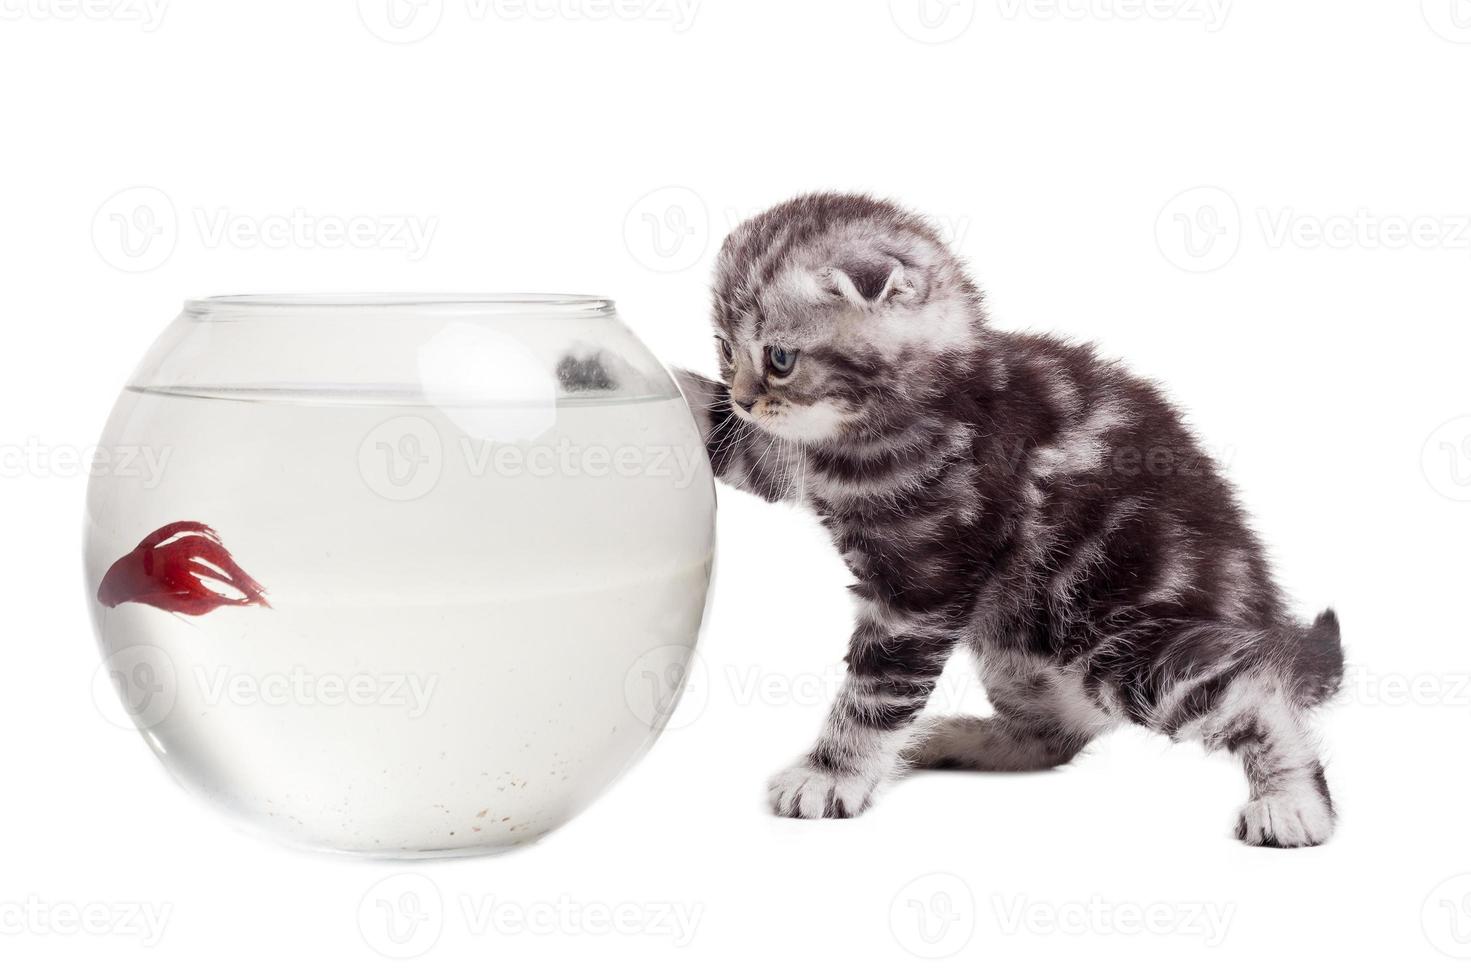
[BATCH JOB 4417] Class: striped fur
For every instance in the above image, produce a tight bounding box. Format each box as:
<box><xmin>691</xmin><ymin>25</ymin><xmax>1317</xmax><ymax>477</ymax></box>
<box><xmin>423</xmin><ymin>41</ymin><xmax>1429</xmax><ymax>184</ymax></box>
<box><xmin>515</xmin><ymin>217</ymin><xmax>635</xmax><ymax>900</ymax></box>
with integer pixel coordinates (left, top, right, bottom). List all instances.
<box><xmin>677</xmin><ymin>192</ymin><xmax>1344</xmax><ymax>847</ymax></box>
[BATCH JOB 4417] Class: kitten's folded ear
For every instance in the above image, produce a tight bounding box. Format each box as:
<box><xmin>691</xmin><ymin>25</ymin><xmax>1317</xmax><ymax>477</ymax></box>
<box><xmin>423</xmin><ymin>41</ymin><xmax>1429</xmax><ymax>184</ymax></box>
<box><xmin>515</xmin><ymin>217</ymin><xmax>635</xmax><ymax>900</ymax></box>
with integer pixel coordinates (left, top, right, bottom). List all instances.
<box><xmin>818</xmin><ymin>257</ymin><xmax>921</xmax><ymax>307</ymax></box>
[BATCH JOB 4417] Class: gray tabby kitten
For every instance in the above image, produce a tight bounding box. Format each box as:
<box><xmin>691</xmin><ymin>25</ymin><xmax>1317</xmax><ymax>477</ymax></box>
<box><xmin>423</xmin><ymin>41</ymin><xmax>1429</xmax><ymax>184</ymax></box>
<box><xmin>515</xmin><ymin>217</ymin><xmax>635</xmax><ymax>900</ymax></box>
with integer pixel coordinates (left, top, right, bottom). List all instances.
<box><xmin>675</xmin><ymin>192</ymin><xmax>1344</xmax><ymax>847</ymax></box>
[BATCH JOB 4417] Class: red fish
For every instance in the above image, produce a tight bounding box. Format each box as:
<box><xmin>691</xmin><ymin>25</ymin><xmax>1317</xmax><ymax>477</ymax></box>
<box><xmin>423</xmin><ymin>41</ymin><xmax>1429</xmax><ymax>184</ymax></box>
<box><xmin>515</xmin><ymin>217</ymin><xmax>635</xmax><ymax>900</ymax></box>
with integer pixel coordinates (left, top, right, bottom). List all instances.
<box><xmin>97</xmin><ymin>521</ymin><xmax>270</xmax><ymax>615</ymax></box>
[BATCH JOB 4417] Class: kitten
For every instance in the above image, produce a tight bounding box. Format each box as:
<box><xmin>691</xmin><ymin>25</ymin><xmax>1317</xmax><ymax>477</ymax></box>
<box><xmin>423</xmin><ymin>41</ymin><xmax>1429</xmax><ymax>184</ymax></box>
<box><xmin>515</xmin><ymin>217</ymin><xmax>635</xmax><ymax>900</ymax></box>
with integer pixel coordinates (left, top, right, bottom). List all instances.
<box><xmin>675</xmin><ymin>192</ymin><xmax>1344</xmax><ymax>847</ymax></box>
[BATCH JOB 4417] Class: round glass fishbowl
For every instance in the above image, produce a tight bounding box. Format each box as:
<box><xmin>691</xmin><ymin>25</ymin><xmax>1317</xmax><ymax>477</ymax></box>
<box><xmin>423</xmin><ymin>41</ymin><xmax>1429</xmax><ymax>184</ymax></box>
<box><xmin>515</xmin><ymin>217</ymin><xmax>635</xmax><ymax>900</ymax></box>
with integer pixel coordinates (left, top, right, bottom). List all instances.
<box><xmin>83</xmin><ymin>294</ymin><xmax>714</xmax><ymax>856</ymax></box>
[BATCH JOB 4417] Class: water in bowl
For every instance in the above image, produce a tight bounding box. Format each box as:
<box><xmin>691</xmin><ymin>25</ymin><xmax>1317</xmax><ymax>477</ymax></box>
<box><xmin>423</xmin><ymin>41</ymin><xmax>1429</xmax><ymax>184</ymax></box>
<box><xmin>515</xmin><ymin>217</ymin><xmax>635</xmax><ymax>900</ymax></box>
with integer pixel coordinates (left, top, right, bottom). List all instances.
<box><xmin>85</xmin><ymin>384</ymin><xmax>714</xmax><ymax>855</ymax></box>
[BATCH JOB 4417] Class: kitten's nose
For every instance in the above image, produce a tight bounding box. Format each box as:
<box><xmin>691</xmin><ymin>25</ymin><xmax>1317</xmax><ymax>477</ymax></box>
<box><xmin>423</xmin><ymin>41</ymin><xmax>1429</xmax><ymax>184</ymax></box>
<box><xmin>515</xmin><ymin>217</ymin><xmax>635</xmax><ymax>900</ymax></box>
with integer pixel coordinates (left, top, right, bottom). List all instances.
<box><xmin>733</xmin><ymin>395</ymin><xmax>756</xmax><ymax>412</ymax></box>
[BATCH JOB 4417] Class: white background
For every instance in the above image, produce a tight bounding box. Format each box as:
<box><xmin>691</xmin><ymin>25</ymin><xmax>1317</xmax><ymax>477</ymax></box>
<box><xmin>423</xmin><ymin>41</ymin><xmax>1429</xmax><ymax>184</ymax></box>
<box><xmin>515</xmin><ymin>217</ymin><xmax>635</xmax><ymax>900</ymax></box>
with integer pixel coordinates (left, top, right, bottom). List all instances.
<box><xmin>3</xmin><ymin>0</ymin><xmax>1470</xmax><ymax>975</ymax></box>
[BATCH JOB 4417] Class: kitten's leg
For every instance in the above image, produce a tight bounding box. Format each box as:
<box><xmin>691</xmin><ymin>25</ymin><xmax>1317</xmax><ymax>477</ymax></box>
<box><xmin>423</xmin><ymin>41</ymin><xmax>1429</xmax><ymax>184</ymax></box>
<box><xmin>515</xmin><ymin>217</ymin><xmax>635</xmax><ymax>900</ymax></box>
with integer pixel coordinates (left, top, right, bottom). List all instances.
<box><xmin>671</xmin><ymin>368</ymin><xmax>726</xmax><ymax>444</ymax></box>
<box><xmin>1191</xmin><ymin>679</ymin><xmax>1335</xmax><ymax>848</ymax></box>
<box><xmin>673</xmin><ymin>367</ymin><xmax>800</xmax><ymax>503</ymax></box>
<box><xmin>906</xmin><ymin>716</ymin><xmax>1084</xmax><ymax>771</ymax></box>
<box><xmin>1141</xmin><ymin>620</ymin><xmax>1340</xmax><ymax>848</ymax></box>
<box><xmin>768</xmin><ymin>609</ymin><xmax>955</xmax><ymax>819</ymax></box>
<box><xmin>906</xmin><ymin>654</ymin><xmax>1112</xmax><ymax>771</ymax></box>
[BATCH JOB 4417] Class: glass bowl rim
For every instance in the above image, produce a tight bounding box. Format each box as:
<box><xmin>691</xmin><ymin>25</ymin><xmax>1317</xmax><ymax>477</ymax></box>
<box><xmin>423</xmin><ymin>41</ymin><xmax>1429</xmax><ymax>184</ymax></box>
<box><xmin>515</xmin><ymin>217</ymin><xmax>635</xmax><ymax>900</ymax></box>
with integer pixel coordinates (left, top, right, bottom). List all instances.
<box><xmin>184</xmin><ymin>293</ymin><xmax>616</xmax><ymax>316</ymax></box>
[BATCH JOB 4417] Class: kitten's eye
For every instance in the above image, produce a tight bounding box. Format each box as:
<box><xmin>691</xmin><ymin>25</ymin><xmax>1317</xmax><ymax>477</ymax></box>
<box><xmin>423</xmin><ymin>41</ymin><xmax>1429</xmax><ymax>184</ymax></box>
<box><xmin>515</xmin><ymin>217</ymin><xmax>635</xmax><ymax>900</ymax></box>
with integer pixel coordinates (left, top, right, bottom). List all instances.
<box><xmin>717</xmin><ymin>337</ymin><xmax>733</xmax><ymax>362</ymax></box>
<box><xmin>767</xmin><ymin>347</ymin><xmax>799</xmax><ymax>377</ymax></box>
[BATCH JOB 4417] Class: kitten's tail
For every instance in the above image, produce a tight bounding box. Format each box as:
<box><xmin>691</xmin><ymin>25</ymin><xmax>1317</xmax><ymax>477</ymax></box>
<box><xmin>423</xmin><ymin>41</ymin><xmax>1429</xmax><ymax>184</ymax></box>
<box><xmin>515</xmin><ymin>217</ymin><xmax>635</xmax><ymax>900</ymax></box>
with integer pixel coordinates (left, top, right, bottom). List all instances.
<box><xmin>1290</xmin><ymin>609</ymin><xmax>1345</xmax><ymax>707</ymax></box>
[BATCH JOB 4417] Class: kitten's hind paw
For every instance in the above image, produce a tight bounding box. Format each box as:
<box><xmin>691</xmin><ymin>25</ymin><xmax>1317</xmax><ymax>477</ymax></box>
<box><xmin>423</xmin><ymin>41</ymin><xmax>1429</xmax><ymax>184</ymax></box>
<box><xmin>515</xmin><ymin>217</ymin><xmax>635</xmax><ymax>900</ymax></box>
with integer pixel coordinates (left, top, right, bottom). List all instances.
<box><xmin>767</xmin><ymin>762</ymin><xmax>879</xmax><ymax>819</ymax></box>
<box><xmin>1234</xmin><ymin>787</ymin><xmax>1335</xmax><ymax>848</ymax></box>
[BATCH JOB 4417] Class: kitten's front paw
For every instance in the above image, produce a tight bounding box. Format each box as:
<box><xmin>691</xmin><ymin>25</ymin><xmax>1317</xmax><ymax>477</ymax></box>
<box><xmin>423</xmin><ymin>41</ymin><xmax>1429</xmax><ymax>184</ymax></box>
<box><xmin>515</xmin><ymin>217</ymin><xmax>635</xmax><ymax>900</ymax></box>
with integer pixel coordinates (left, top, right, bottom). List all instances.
<box><xmin>767</xmin><ymin>762</ymin><xmax>879</xmax><ymax>819</ymax></box>
<box><xmin>1235</xmin><ymin>788</ymin><xmax>1335</xmax><ymax>848</ymax></box>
